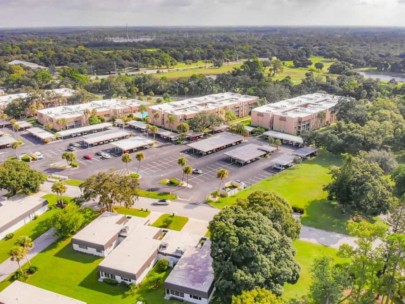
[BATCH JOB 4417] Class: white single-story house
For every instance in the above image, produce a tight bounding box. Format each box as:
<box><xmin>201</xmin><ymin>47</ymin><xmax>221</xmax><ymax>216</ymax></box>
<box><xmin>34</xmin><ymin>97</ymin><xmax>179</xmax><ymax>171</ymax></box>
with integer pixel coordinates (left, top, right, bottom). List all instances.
<box><xmin>0</xmin><ymin>196</ymin><xmax>48</xmax><ymax>240</ymax></box>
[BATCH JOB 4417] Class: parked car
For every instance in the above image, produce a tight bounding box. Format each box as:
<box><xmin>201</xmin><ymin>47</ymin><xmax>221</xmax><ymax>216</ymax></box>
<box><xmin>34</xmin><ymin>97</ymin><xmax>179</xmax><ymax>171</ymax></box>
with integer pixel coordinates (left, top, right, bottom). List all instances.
<box><xmin>30</xmin><ymin>152</ymin><xmax>44</xmax><ymax>160</ymax></box>
<box><xmin>192</xmin><ymin>169</ymin><xmax>203</xmax><ymax>175</ymax></box>
<box><xmin>66</xmin><ymin>146</ymin><xmax>76</xmax><ymax>151</ymax></box>
<box><xmin>100</xmin><ymin>152</ymin><xmax>112</xmax><ymax>159</ymax></box>
<box><xmin>272</xmin><ymin>164</ymin><xmax>285</xmax><ymax>171</ymax></box>
<box><xmin>83</xmin><ymin>154</ymin><xmax>93</xmax><ymax>160</ymax></box>
<box><xmin>152</xmin><ymin>199</ymin><xmax>171</xmax><ymax>206</ymax></box>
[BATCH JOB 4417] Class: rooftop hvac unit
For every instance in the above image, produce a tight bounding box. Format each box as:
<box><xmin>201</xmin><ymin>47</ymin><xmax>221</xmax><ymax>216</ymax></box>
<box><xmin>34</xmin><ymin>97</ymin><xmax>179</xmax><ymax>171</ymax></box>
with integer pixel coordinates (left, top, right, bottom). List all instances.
<box><xmin>160</xmin><ymin>242</ymin><xmax>168</xmax><ymax>250</ymax></box>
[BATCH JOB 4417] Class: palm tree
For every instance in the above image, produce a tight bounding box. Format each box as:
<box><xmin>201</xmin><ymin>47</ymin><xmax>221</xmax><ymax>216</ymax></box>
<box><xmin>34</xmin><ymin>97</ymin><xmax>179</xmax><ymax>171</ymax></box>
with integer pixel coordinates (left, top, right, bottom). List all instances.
<box><xmin>168</xmin><ymin>115</ymin><xmax>175</xmax><ymax>130</ymax></box>
<box><xmin>241</xmin><ymin>129</ymin><xmax>249</xmax><ymax>140</ymax></box>
<box><xmin>177</xmin><ymin>157</ymin><xmax>187</xmax><ymax>181</ymax></box>
<box><xmin>51</xmin><ymin>181</ymin><xmax>67</xmax><ymax>207</ymax></box>
<box><xmin>121</xmin><ymin>153</ymin><xmax>132</xmax><ymax>174</ymax></box>
<box><xmin>153</xmin><ymin>112</ymin><xmax>160</xmax><ymax>124</ymax></box>
<box><xmin>9</xmin><ymin>245</ymin><xmax>26</xmax><ymax>273</ymax></box>
<box><xmin>62</xmin><ymin>151</ymin><xmax>77</xmax><ymax>166</ymax></box>
<box><xmin>183</xmin><ymin>166</ymin><xmax>192</xmax><ymax>186</ymax></box>
<box><xmin>216</xmin><ymin>168</ymin><xmax>229</xmax><ymax>191</ymax></box>
<box><xmin>274</xmin><ymin>139</ymin><xmax>282</xmax><ymax>151</ymax></box>
<box><xmin>135</xmin><ymin>152</ymin><xmax>145</xmax><ymax>173</ymax></box>
<box><xmin>83</xmin><ymin>109</ymin><xmax>91</xmax><ymax>126</ymax></box>
<box><xmin>16</xmin><ymin>236</ymin><xmax>34</xmax><ymax>266</ymax></box>
<box><xmin>11</xmin><ymin>141</ymin><xmax>22</xmax><ymax>158</ymax></box>
<box><xmin>151</xmin><ymin>125</ymin><xmax>158</xmax><ymax>140</ymax></box>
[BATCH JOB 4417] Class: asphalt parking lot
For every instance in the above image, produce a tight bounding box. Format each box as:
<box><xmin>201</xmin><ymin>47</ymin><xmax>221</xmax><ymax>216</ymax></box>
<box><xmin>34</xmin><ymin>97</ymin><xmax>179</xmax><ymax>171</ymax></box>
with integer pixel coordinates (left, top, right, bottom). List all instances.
<box><xmin>0</xmin><ymin>126</ymin><xmax>295</xmax><ymax>202</ymax></box>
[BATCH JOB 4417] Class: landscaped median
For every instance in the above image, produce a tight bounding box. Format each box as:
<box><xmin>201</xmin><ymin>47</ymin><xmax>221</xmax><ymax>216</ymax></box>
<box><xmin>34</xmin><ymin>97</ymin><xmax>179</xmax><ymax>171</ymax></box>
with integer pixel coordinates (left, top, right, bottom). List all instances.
<box><xmin>151</xmin><ymin>214</ymin><xmax>189</xmax><ymax>231</ymax></box>
<box><xmin>114</xmin><ymin>207</ymin><xmax>151</xmax><ymax>218</ymax></box>
<box><xmin>210</xmin><ymin>151</ymin><xmax>350</xmax><ymax>234</ymax></box>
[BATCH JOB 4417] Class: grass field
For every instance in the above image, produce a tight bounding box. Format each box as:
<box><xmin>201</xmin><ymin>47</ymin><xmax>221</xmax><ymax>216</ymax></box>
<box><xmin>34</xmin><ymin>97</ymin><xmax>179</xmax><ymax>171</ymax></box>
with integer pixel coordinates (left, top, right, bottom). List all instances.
<box><xmin>151</xmin><ymin>214</ymin><xmax>189</xmax><ymax>231</ymax></box>
<box><xmin>64</xmin><ymin>179</ymin><xmax>84</xmax><ymax>187</ymax></box>
<box><xmin>283</xmin><ymin>240</ymin><xmax>346</xmax><ymax>300</ymax></box>
<box><xmin>155</xmin><ymin>63</ymin><xmax>242</xmax><ymax>79</ymax></box>
<box><xmin>0</xmin><ymin>194</ymin><xmax>72</xmax><ymax>263</ymax></box>
<box><xmin>137</xmin><ymin>190</ymin><xmax>177</xmax><ymax>200</ymax></box>
<box><xmin>0</xmin><ymin>238</ymin><xmax>178</xmax><ymax>304</ymax></box>
<box><xmin>114</xmin><ymin>206</ymin><xmax>151</xmax><ymax>218</ymax></box>
<box><xmin>211</xmin><ymin>151</ymin><xmax>350</xmax><ymax>234</ymax></box>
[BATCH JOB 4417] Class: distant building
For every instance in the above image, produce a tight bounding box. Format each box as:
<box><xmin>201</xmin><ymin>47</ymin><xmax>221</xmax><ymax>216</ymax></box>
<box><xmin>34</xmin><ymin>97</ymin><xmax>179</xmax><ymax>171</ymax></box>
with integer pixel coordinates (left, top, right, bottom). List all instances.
<box><xmin>251</xmin><ymin>93</ymin><xmax>343</xmax><ymax>135</ymax></box>
<box><xmin>8</xmin><ymin>60</ymin><xmax>46</xmax><ymax>70</ymax></box>
<box><xmin>0</xmin><ymin>196</ymin><xmax>48</xmax><ymax>240</ymax></box>
<box><xmin>0</xmin><ymin>281</ymin><xmax>86</xmax><ymax>304</ymax></box>
<box><xmin>148</xmin><ymin>92</ymin><xmax>259</xmax><ymax>131</ymax></box>
<box><xmin>36</xmin><ymin>99</ymin><xmax>148</xmax><ymax>130</ymax></box>
<box><xmin>164</xmin><ymin>240</ymin><xmax>214</xmax><ymax>304</ymax></box>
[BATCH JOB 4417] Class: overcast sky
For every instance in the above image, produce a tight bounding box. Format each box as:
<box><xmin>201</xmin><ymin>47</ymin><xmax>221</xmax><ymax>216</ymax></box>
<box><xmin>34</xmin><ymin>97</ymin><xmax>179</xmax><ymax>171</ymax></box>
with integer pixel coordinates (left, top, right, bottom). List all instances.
<box><xmin>0</xmin><ymin>0</ymin><xmax>404</xmax><ymax>28</ymax></box>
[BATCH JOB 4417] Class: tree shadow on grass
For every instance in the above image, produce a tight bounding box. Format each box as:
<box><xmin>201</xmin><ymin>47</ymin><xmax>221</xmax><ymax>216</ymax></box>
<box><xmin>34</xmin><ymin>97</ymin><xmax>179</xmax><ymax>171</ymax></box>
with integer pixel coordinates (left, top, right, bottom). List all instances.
<box><xmin>306</xmin><ymin>151</ymin><xmax>343</xmax><ymax>169</ymax></box>
<box><xmin>301</xmin><ymin>199</ymin><xmax>351</xmax><ymax>234</ymax></box>
<box><xmin>79</xmin><ymin>268</ymin><xmax>127</xmax><ymax>296</ymax></box>
<box><xmin>30</xmin><ymin>217</ymin><xmax>53</xmax><ymax>240</ymax></box>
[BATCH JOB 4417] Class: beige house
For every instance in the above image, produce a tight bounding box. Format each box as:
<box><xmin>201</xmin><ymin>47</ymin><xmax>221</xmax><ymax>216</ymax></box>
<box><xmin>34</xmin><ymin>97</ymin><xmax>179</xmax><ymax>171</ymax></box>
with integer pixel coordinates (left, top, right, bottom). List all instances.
<box><xmin>251</xmin><ymin>93</ymin><xmax>343</xmax><ymax>135</ymax></box>
<box><xmin>37</xmin><ymin>99</ymin><xmax>148</xmax><ymax>130</ymax></box>
<box><xmin>148</xmin><ymin>93</ymin><xmax>259</xmax><ymax>131</ymax></box>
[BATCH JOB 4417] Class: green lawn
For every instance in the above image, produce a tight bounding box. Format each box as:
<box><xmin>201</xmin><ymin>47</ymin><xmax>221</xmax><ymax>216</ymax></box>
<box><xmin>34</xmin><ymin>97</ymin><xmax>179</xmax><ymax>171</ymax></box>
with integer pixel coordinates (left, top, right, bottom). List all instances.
<box><xmin>211</xmin><ymin>151</ymin><xmax>350</xmax><ymax>234</ymax></box>
<box><xmin>283</xmin><ymin>240</ymin><xmax>347</xmax><ymax>300</ymax></box>
<box><xmin>114</xmin><ymin>206</ymin><xmax>151</xmax><ymax>218</ymax></box>
<box><xmin>64</xmin><ymin>179</ymin><xmax>84</xmax><ymax>187</ymax></box>
<box><xmin>0</xmin><ymin>194</ymin><xmax>72</xmax><ymax>263</ymax></box>
<box><xmin>155</xmin><ymin>63</ymin><xmax>242</xmax><ymax>79</ymax></box>
<box><xmin>138</xmin><ymin>190</ymin><xmax>177</xmax><ymax>200</ymax></box>
<box><xmin>0</xmin><ymin>238</ymin><xmax>178</xmax><ymax>304</ymax></box>
<box><xmin>151</xmin><ymin>214</ymin><xmax>189</xmax><ymax>231</ymax></box>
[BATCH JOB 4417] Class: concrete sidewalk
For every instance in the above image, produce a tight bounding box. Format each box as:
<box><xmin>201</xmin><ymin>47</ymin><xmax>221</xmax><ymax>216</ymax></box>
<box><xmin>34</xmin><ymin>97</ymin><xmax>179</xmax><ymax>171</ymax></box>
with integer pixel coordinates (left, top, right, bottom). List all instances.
<box><xmin>0</xmin><ymin>228</ymin><xmax>58</xmax><ymax>282</ymax></box>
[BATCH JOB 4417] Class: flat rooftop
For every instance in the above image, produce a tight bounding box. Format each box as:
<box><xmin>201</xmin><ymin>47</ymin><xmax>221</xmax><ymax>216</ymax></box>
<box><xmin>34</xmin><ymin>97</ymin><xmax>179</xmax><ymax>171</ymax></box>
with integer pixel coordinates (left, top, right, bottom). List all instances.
<box><xmin>253</xmin><ymin>93</ymin><xmax>340</xmax><ymax>118</ymax></box>
<box><xmin>272</xmin><ymin>154</ymin><xmax>296</xmax><ymax>166</ymax></box>
<box><xmin>0</xmin><ymin>196</ymin><xmax>47</xmax><ymax>233</ymax></box>
<box><xmin>263</xmin><ymin>130</ymin><xmax>304</xmax><ymax>144</ymax></box>
<box><xmin>293</xmin><ymin>146</ymin><xmax>317</xmax><ymax>157</ymax></box>
<box><xmin>225</xmin><ymin>143</ymin><xmax>271</xmax><ymax>163</ymax></box>
<box><xmin>127</xmin><ymin>120</ymin><xmax>147</xmax><ymax>130</ymax></box>
<box><xmin>0</xmin><ymin>136</ymin><xmax>17</xmax><ymax>146</ymax></box>
<box><xmin>37</xmin><ymin>99</ymin><xmax>148</xmax><ymax>120</ymax></box>
<box><xmin>149</xmin><ymin>92</ymin><xmax>258</xmax><ymax>116</ymax></box>
<box><xmin>82</xmin><ymin>130</ymin><xmax>130</xmax><ymax>145</ymax></box>
<box><xmin>164</xmin><ymin>240</ymin><xmax>214</xmax><ymax>297</ymax></box>
<box><xmin>56</xmin><ymin>122</ymin><xmax>112</xmax><ymax>138</ymax></box>
<box><xmin>159</xmin><ymin>230</ymin><xmax>202</xmax><ymax>258</ymax></box>
<box><xmin>14</xmin><ymin>120</ymin><xmax>32</xmax><ymax>129</ymax></box>
<box><xmin>0</xmin><ymin>93</ymin><xmax>29</xmax><ymax>107</ymax></box>
<box><xmin>99</xmin><ymin>225</ymin><xmax>161</xmax><ymax>275</ymax></box>
<box><xmin>27</xmin><ymin>127</ymin><xmax>54</xmax><ymax>140</ymax></box>
<box><xmin>188</xmin><ymin>132</ymin><xmax>243</xmax><ymax>153</ymax></box>
<box><xmin>0</xmin><ymin>281</ymin><xmax>86</xmax><ymax>304</ymax></box>
<box><xmin>111</xmin><ymin>136</ymin><xmax>155</xmax><ymax>151</ymax></box>
<box><xmin>72</xmin><ymin>212</ymin><xmax>127</xmax><ymax>247</ymax></box>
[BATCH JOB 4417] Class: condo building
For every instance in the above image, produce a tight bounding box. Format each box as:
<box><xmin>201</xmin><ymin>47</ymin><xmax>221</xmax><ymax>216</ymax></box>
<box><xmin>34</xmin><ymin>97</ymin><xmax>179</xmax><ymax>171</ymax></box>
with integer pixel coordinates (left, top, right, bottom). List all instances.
<box><xmin>148</xmin><ymin>92</ymin><xmax>259</xmax><ymax>131</ymax></box>
<box><xmin>251</xmin><ymin>93</ymin><xmax>343</xmax><ymax>135</ymax></box>
<box><xmin>36</xmin><ymin>99</ymin><xmax>148</xmax><ymax>130</ymax></box>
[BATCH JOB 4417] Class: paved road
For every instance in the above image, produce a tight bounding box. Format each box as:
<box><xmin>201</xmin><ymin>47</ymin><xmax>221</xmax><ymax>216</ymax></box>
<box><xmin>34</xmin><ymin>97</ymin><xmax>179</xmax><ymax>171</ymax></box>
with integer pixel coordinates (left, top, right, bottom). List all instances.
<box><xmin>0</xmin><ymin>228</ymin><xmax>58</xmax><ymax>282</ymax></box>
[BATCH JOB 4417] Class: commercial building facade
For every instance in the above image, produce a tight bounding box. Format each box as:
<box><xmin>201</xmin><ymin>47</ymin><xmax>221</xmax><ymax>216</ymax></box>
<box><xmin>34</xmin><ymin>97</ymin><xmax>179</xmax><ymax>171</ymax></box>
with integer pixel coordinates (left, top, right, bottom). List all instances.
<box><xmin>37</xmin><ymin>99</ymin><xmax>148</xmax><ymax>130</ymax></box>
<box><xmin>148</xmin><ymin>93</ymin><xmax>259</xmax><ymax>131</ymax></box>
<box><xmin>251</xmin><ymin>93</ymin><xmax>342</xmax><ymax>135</ymax></box>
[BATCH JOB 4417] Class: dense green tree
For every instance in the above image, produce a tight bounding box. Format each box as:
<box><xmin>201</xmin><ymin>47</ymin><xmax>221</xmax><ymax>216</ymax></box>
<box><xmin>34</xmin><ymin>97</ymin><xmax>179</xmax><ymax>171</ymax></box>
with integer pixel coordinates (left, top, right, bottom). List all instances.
<box><xmin>52</xmin><ymin>204</ymin><xmax>86</xmax><ymax>238</ymax></box>
<box><xmin>238</xmin><ymin>191</ymin><xmax>301</xmax><ymax>240</ymax></box>
<box><xmin>80</xmin><ymin>172</ymin><xmax>139</xmax><ymax>212</ymax></box>
<box><xmin>232</xmin><ymin>288</ymin><xmax>284</xmax><ymax>304</ymax></box>
<box><xmin>325</xmin><ymin>155</ymin><xmax>393</xmax><ymax>215</ymax></box>
<box><xmin>361</xmin><ymin>150</ymin><xmax>397</xmax><ymax>174</ymax></box>
<box><xmin>4</xmin><ymin>99</ymin><xmax>26</xmax><ymax>118</ymax></box>
<box><xmin>308</xmin><ymin>257</ymin><xmax>349</xmax><ymax>304</ymax></box>
<box><xmin>268</xmin><ymin>59</ymin><xmax>284</xmax><ymax>77</ymax></box>
<box><xmin>314</xmin><ymin>62</ymin><xmax>324</xmax><ymax>70</ymax></box>
<box><xmin>209</xmin><ymin>206</ymin><xmax>300</xmax><ymax>303</ymax></box>
<box><xmin>61</xmin><ymin>151</ymin><xmax>77</xmax><ymax>166</ymax></box>
<box><xmin>188</xmin><ymin>112</ymin><xmax>224</xmax><ymax>132</ymax></box>
<box><xmin>392</xmin><ymin>165</ymin><xmax>405</xmax><ymax>197</ymax></box>
<box><xmin>0</xmin><ymin>159</ymin><xmax>46</xmax><ymax>195</ymax></box>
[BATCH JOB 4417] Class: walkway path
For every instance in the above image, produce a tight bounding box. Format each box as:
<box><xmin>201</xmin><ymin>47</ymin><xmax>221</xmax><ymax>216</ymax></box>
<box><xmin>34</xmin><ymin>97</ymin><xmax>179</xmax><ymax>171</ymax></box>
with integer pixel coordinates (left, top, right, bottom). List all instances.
<box><xmin>41</xmin><ymin>182</ymin><xmax>356</xmax><ymax>248</ymax></box>
<box><xmin>0</xmin><ymin>228</ymin><xmax>58</xmax><ymax>282</ymax></box>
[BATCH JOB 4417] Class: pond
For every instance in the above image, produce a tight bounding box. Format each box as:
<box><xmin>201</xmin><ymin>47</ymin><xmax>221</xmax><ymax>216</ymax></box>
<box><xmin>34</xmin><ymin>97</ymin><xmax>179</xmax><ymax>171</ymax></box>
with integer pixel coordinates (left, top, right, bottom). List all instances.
<box><xmin>357</xmin><ymin>71</ymin><xmax>405</xmax><ymax>83</ymax></box>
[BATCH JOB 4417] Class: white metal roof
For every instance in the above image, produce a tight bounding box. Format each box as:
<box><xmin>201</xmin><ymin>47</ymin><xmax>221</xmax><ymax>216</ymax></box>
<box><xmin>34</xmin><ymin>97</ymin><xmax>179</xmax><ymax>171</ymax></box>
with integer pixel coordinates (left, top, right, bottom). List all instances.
<box><xmin>0</xmin><ymin>281</ymin><xmax>86</xmax><ymax>304</ymax></box>
<box><xmin>56</xmin><ymin>123</ymin><xmax>112</xmax><ymax>137</ymax></box>
<box><xmin>263</xmin><ymin>130</ymin><xmax>304</xmax><ymax>144</ymax></box>
<box><xmin>27</xmin><ymin>127</ymin><xmax>54</xmax><ymax>140</ymax></box>
<box><xmin>0</xmin><ymin>136</ymin><xmax>18</xmax><ymax>146</ymax></box>
<box><xmin>272</xmin><ymin>154</ymin><xmax>296</xmax><ymax>166</ymax></box>
<box><xmin>127</xmin><ymin>120</ymin><xmax>147</xmax><ymax>130</ymax></box>
<box><xmin>224</xmin><ymin>143</ymin><xmax>269</xmax><ymax>162</ymax></box>
<box><xmin>187</xmin><ymin>132</ymin><xmax>243</xmax><ymax>153</ymax></box>
<box><xmin>82</xmin><ymin>130</ymin><xmax>130</xmax><ymax>145</ymax></box>
<box><xmin>14</xmin><ymin>120</ymin><xmax>32</xmax><ymax>129</ymax></box>
<box><xmin>111</xmin><ymin>136</ymin><xmax>155</xmax><ymax>151</ymax></box>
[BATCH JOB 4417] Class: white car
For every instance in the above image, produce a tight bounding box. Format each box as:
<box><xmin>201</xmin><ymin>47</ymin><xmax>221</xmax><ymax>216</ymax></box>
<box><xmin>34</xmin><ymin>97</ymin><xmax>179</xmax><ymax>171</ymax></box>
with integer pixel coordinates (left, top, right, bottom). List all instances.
<box><xmin>100</xmin><ymin>152</ymin><xmax>112</xmax><ymax>159</ymax></box>
<box><xmin>33</xmin><ymin>152</ymin><xmax>44</xmax><ymax>159</ymax></box>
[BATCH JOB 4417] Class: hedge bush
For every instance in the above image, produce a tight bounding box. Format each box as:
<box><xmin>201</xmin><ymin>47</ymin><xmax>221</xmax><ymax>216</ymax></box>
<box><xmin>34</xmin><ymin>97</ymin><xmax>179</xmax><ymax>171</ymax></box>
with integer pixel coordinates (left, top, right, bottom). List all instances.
<box><xmin>156</xmin><ymin>259</ymin><xmax>169</xmax><ymax>273</ymax></box>
<box><xmin>103</xmin><ymin>278</ymin><xmax>119</xmax><ymax>285</ymax></box>
<box><xmin>71</xmin><ymin>161</ymin><xmax>79</xmax><ymax>168</ymax></box>
<box><xmin>21</xmin><ymin>155</ymin><xmax>31</xmax><ymax>162</ymax></box>
<box><xmin>4</xmin><ymin>233</ymin><xmax>14</xmax><ymax>240</ymax></box>
<box><xmin>169</xmin><ymin>178</ymin><xmax>182</xmax><ymax>186</ymax></box>
<box><xmin>28</xmin><ymin>265</ymin><xmax>38</xmax><ymax>274</ymax></box>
